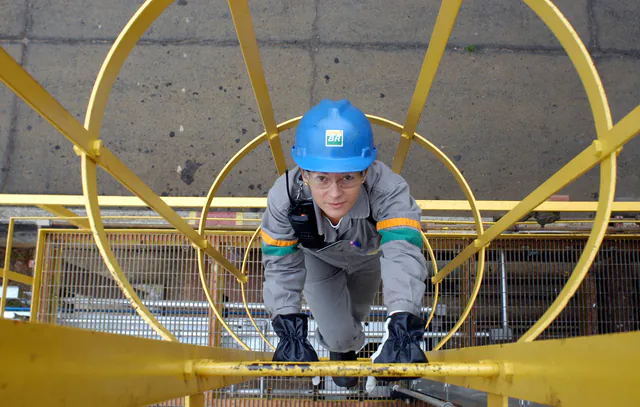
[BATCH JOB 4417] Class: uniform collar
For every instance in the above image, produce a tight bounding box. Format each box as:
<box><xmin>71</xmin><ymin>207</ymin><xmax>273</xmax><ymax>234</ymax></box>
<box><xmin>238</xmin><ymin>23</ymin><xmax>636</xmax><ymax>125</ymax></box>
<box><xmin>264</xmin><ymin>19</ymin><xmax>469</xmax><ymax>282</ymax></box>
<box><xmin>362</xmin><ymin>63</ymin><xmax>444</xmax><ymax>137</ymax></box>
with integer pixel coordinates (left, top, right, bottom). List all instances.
<box><xmin>349</xmin><ymin>184</ymin><xmax>371</xmax><ymax>219</ymax></box>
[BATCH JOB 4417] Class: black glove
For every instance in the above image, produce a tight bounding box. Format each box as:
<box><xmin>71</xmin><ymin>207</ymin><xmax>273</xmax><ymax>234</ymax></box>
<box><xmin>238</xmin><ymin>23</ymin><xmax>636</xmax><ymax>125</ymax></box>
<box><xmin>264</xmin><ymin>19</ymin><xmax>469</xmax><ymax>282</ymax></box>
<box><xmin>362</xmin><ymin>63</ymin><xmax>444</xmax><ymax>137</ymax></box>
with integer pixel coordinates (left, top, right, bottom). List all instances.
<box><xmin>272</xmin><ymin>313</ymin><xmax>319</xmax><ymax>362</ymax></box>
<box><xmin>372</xmin><ymin>312</ymin><xmax>428</xmax><ymax>365</ymax></box>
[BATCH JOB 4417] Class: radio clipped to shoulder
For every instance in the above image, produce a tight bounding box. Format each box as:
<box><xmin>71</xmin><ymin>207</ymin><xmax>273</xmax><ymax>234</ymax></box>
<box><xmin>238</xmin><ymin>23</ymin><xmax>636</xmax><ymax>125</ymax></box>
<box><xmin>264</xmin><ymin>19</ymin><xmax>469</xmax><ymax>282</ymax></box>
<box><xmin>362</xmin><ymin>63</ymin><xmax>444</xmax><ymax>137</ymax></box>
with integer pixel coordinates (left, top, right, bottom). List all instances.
<box><xmin>286</xmin><ymin>170</ymin><xmax>326</xmax><ymax>249</ymax></box>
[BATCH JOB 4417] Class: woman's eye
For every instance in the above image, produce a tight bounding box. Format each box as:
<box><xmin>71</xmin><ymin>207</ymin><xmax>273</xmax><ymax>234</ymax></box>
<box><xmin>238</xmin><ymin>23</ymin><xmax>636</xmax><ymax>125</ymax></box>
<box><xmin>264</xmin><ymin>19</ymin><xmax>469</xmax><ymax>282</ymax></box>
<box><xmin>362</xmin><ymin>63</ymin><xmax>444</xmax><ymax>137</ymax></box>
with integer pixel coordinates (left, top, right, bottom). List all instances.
<box><xmin>316</xmin><ymin>176</ymin><xmax>327</xmax><ymax>183</ymax></box>
<box><xmin>343</xmin><ymin>175</ymin><xmax>355</xmax><ymax>181</ymax></box>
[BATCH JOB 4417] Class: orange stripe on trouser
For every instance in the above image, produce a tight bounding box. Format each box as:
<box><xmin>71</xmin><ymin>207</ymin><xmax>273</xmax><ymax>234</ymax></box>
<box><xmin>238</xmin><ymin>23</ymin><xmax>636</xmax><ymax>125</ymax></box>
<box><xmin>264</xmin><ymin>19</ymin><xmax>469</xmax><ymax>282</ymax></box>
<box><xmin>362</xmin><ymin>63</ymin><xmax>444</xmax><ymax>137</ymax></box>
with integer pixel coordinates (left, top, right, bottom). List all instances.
<box><xmin>376</xmin><ymin>218</ymin><xmax>421</xmax><ymax>231</ymax></box>
<box><xmin>260</xmin><ymin>231</ymin><xmax>298</xmax><ymax>247</ymax></box>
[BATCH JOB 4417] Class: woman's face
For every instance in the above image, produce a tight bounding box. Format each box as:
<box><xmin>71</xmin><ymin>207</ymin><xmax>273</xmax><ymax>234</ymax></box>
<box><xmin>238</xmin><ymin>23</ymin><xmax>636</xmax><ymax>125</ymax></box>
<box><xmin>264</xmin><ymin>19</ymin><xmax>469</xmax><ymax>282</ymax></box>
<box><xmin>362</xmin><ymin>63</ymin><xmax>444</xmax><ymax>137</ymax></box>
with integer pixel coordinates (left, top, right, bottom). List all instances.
<box><xmin>302</xmin><ymin>170</ymin><xmax>366</xmax><ymax>224</ymax></box>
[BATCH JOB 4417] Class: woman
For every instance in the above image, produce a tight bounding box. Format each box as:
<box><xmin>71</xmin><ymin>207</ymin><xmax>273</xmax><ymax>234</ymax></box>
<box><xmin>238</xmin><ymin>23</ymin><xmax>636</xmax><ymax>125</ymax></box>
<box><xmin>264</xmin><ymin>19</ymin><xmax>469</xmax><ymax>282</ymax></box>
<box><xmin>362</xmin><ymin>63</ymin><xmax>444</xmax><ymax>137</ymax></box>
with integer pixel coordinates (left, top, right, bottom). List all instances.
<box><xmin>261</xmin><ymin>99</ymin><xmax>428</xmax><ymax>388</ymax></box>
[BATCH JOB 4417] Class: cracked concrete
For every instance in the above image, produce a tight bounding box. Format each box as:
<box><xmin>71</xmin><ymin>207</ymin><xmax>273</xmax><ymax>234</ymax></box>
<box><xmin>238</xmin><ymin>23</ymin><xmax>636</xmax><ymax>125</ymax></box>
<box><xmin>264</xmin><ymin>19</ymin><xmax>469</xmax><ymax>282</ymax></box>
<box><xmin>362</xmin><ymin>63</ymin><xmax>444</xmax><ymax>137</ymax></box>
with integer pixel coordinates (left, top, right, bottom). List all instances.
<box><xmin>0</xmin><ymin>0</ymin><xmax>638</xmax><ymax>201</ymax></box>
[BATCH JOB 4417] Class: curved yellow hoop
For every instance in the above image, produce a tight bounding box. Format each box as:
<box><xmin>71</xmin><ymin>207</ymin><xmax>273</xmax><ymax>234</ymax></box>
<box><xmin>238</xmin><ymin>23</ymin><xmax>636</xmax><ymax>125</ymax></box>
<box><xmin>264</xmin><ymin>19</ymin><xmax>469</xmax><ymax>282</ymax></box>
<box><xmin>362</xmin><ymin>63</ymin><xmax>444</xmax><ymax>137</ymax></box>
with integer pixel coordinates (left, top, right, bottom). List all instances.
<box><xmin>196</xmin><ymin>112</ymin><xmax>485</xmax><ymax>349</ymax></box>
<box><xmin>78</xmin><ymin>0</ymin><xmax>176</xmax><ymax>341</ymax></box>
<box><xmin>84</xmin><ymin>0</ymin><xmax>173</xmax><ymax>135</ymax></box>
<box><xmin>421</xmin><ymin>232</ymin><xmax>440</xmax><ymax>331</ymax></box>
<box><xmin>520</xmin><ymin>155</ymin><xmax>616</xmax><ymax>341</ymax></box>
<box><xmin>525</xmin><ymin>0</ymin><xmax>612</xmax><ymax>137</ymax></box>
<box><xmin>194</xmin><ymin>119</ymin><xmax>299</xmax><ymax>350</ymax></box>
<box><xmin>81</xmin><ymin>154</ymin><xmax>176</xmax><ymax>341</ymax></box>
<box><xmin>236</xmin><ymin>230</ymin><xmax>440</xmax><ymax>350</ymax></box>
<box><xmin>515</xmin><ymin>0</ymin><xmax>616</xmax><ymax>341</ymax></box>
<box><xmin>368</xmin><ymin>115</ymin><xmax>487</xmax><ymax>349</ymax></box>
<box><xmin>240</xmin><ymin>226</ymin><xmax>275</xmax><ymax>351</ymax></box>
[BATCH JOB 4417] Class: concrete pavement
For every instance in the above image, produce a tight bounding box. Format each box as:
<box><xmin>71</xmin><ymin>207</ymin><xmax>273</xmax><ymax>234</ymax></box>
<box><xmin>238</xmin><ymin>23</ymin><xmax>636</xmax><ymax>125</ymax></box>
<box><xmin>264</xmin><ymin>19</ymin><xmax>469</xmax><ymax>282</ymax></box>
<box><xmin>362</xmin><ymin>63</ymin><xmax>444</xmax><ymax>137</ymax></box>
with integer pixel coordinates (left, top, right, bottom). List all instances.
<box><xmin>0</xmin><ymin>0</ymin><xmax>638</xmax><ymax>202</ymax></box>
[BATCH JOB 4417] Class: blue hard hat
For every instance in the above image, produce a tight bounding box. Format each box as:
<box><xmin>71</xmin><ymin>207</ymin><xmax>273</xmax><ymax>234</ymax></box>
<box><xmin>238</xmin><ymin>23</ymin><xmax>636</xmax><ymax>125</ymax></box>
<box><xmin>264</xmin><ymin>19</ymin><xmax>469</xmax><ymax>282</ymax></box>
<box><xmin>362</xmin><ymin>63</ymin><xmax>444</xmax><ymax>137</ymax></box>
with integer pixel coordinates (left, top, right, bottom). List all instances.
<box><xmin>292</xmin><ymin>99</ymin><xmax>377</xmax><ymax>172</ymax></box>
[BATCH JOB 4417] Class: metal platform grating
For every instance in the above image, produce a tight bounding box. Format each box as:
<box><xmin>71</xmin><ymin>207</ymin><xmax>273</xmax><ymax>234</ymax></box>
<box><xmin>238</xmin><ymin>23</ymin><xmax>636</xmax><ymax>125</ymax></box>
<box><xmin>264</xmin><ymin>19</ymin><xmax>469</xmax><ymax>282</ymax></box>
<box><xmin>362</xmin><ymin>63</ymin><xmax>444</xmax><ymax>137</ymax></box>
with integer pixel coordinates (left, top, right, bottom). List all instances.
<box><xmin>35</xmin><ymin>230</ymin><xmax>640</xmax><ymax>405</ymax></box>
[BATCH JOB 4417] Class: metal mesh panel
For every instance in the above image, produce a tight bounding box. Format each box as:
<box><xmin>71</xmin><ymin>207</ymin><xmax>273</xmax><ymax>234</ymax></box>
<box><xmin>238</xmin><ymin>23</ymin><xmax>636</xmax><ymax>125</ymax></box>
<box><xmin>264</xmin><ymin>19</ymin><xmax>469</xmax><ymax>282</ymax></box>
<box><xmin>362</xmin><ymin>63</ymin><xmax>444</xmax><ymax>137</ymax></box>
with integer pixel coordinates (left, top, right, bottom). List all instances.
<box><xmin>39</xmin><ymin>232</ymin><xmax>213</xmax><ymax>343</ymax></box>
<box><xmin>36</xmin><ymin>230</ymin><xmax>640</xmax><ymax>406</ymax></box>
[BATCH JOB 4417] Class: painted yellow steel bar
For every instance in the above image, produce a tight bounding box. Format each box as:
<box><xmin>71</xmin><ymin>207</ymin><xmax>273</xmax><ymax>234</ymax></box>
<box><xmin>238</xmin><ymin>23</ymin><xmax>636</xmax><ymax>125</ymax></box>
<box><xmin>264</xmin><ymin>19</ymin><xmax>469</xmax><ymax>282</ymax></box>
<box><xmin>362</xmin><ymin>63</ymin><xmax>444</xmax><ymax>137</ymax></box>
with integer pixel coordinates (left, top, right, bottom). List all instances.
<box><xmin>525</xmin><ymin>0</ymin><xmax>612</xmax><ymax>138</ymax></box>
<box><xmin>0</xmin><ymin>218</ymin><xmax>14</xmax><ymax>316</ymax></box>
<box><xmin>369</xmin><ymin>115</ymin><xmax>487</xmax><ymax>345</ymax></box>
<box><xmin>519</xmin><ymin>154</ymin><xmax>616</xmax><ymax>342</ymax></box>
<box><xmin>392</xmin><ymin>0</ymin><xmax>462</xmax><ymax>173</ymax></box>
<box><xmin>432</xmin><ymin>0</ymin><xmax>640</xmax><ymax>285</ymax></box>
<box><xmin>487</xmin><ymin>394</ymin><xmax>509</xmax><ymax>407</ymax></box>
<box><xmin>38</xmin><ymin>227</ymin><xmax>640</xmax><ymax>240</ymax></box>
<box><xmin>432</xmin><ymin>111</ymin><xmax>640</xmax><ymax>284</ymax></box>
<box><xmin>434</xmin><ymin>248</ymin><xmax>486</xmax><ymax>350</ymax></box>
<box><xmin>241</xmin><ymin>226</ymin><xmax>275</xmax><ymax>350</ymax></box>
<box><xmin>193</xmin><ymin>361</ymin><xmax>500</xmax><ymax>378</ymax></box>
<box><xmin>512</xmin><ymin>3</ymin><xmax>624</xmax><ymax>346</ymax></box>
<box><xmin>227</xmin><ymin>0</ymin><xmax>287</xmax><ymax>175</ymax></box>
<box><xmin>84</xmin><ymin>0</ymin><xmax>172</xmax><ymax>136</ymax></box>
<box><xmin>0</xmin><ymin>194</ymin><xmax>268</xmax><ymax>207</ymax></box>
<box><xmin>369</xmin><ymin>115</ymin><xmax>484</xmax><ymax>234</ymax></box>
<box><xmin>81</xmin><ymin>154</ymin><xmax>177</xmax><ymax>341</ymax></box>
<box><xmin>0</xmin><ymin>49</ymin><xmax>96</xmax><ymax>158</ymax></box>
<box><xmin>185</xmin><ymin>112</ymin><xmax>486</xmax><ymax>348</ymax></box>
<box><xmin>427</xmin><ymin>331</ymin><xmax>640</xmax><ymax>407</ymax></box>
<box><xmin>196</xmin><ymin>132</ymin><xmax>268</xmax><ymax>350</ymax></box>
<box><xmin>186</xmin><ymin>394</ymin><xmax>204</xmax><ymax>407</ymax></box>
<box><xmin>2</xmin><ymin>1</ymin><xmax>246</xmax><ymax>282</ymax></box>
<box><xmin>422</xmin><ymin>232</ymin><xmax>440</xmax><ymax>331</ymax></box>
<box><xmin>2</xmin><ymin>194</ymin><xmax>640</xmax><ymax>212</ymax></box>
<box><xmin>607</xmin><ymin>103</ymin><xmax>640</xmax><ymax>150</ymax></box>
<box><xmin>29</xmin><ymin>229</ymin><xmax>45</xmax><ymax>320</ymax></box>
<box><xmin>0</xmin><ymin>318</ymin><xmax>271</xmax><ymax>407</ymax></box>
<box><xmin>79</xmin><ymin>0</ymin><xmax>244</xmax><ymax>282</ymax></box>
<box><xmin>37</xmin><ymin>204</ymin><xmax>91</xmax><ymax>229</ymax></box>
<box><xmin>194</xmin><ymin>119</ymin><xmax>300</xmax><ymax>350</ymax></box>
<box><xmin>425</xmin><ymin>282</ymin><xmax>439</xmax><ymax>331</ymax></box>
<box><xmin>3</xmin><ymin>270</ymin><xmax>34</xmax><ymax>286</ymax></box>
<box><xmin>87</xmin><ymin>147</ymin><xmax>246</xmax><ymax>282</ymax></box>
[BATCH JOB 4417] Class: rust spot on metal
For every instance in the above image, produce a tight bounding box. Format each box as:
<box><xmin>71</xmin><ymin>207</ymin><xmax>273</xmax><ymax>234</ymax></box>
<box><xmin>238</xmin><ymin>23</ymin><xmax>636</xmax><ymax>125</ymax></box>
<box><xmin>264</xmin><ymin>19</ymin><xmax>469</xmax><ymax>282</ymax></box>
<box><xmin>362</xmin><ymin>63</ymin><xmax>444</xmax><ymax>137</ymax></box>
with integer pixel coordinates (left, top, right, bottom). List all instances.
<box><xmin>247</xmin><ymin>364</ymin><xmax>271</xmax><ymax>371</ymax></box>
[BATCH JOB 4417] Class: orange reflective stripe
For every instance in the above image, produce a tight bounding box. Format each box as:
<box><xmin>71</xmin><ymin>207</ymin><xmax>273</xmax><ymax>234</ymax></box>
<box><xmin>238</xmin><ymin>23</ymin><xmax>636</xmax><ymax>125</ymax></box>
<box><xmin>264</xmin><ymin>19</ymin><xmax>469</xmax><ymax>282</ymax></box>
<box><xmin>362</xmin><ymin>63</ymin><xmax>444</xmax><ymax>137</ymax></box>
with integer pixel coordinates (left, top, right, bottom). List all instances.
<box><xmin>260</xmin><ymin>230</ymin><xmax>298</xmax><ymax>247</ymax></box>
<box><xmin>376</xmin><ymin>217</ymin><xmax>421</xmax><ymax>231</ymax></box>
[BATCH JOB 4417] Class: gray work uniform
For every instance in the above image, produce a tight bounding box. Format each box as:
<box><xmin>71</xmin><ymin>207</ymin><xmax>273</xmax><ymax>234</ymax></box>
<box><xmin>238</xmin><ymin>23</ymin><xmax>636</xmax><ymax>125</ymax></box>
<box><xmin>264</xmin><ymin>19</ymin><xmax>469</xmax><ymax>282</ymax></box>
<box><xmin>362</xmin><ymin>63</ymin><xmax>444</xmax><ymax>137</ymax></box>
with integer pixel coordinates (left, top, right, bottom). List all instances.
<box><xmin>261</xmin><ymin>161</ymin><xmax>427</xmax><ymax>352</ymax></box>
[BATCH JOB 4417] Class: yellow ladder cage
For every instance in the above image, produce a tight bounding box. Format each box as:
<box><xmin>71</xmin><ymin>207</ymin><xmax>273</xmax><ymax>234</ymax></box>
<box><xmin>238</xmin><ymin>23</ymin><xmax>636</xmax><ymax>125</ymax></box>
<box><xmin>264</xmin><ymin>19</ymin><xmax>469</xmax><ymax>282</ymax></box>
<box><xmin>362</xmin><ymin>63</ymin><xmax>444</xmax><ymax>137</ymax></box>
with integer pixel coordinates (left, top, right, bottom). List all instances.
<box><xmin>1</xmin><ymin>1</ymin><xmax>639</xmax><ymax>406</ymax></box>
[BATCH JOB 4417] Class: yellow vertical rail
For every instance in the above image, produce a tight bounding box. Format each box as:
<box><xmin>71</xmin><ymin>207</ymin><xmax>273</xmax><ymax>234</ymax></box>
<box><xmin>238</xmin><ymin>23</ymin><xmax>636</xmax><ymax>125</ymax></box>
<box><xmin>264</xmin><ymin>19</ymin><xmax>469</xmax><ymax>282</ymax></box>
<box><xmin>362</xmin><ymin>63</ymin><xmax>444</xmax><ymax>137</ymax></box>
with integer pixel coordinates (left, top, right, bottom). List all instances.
<box><xmin>1</xmin><ymin>34</ymin><xmax>245</xmax><ymax>282</ymax></box>
<box><xmin>391</xmin><ymin>0</ymin><xmax>462</xmax><ymax>173</ymax></box>
<box><xmin>29</xmin><ymin>229</ymin><xmax>46</xmax><ymax>321</ymax></box>
<box><xmin>0</xmin><ymin>49</ymin><xmax>95</xmax><ymax>156</ymax></box>
<box><xmin>227</xmin><ymin>0</ymin><xmax>287</xmax><ymax>175</ymax></box>
<box><xmin>0</xmin><ymin>219</ymin><xmax>15</xmax><ymax>316</ymax></box>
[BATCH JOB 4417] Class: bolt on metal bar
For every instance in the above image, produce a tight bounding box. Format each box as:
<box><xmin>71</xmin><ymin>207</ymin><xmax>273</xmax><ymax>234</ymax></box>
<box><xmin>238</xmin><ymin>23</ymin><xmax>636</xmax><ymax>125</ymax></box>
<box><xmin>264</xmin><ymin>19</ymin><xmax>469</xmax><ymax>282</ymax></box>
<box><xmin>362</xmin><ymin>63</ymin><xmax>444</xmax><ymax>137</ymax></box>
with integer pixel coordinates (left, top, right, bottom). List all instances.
<box><xmin>193</xmin><ymin>361</ymin><xmax>500</xmax><ymax>378</ymax></box>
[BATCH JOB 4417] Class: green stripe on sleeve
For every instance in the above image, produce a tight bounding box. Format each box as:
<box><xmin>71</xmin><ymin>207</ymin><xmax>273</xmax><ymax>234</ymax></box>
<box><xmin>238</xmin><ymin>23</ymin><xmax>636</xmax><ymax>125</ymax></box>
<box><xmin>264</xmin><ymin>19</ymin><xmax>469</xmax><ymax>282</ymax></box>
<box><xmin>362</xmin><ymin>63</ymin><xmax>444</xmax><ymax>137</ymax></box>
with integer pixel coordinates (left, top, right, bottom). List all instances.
<box><xmin>379</xmin><ymin>227</ymin><xmax>423</xmax><ymax>248</ymax></box>
<box><xmin>262</xmin><ymin>242</ymin><xmax>298</xmax><ymax>257</ymax></box>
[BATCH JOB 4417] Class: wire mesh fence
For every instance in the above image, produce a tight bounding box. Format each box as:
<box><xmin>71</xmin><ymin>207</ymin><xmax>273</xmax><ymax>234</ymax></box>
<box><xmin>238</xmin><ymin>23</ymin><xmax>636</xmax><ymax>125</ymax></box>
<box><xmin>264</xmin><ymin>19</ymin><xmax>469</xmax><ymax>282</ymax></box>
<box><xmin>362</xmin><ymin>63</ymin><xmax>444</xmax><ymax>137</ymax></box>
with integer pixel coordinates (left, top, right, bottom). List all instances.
<box><xmin>35</xmin><ymin>229</ymin><xmax>640</xmax><ymax>406</ymax></box>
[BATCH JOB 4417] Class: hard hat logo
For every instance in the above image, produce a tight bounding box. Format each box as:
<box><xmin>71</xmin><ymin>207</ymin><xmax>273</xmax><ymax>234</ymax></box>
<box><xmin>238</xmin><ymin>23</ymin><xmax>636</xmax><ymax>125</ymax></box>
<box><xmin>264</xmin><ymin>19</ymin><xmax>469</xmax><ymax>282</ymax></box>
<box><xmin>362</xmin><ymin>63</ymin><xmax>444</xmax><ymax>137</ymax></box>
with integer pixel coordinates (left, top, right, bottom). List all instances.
<box><xmin>325</xmin><ymin>130</ymin><xmax>344</xmax><ymax>147</ymax></box>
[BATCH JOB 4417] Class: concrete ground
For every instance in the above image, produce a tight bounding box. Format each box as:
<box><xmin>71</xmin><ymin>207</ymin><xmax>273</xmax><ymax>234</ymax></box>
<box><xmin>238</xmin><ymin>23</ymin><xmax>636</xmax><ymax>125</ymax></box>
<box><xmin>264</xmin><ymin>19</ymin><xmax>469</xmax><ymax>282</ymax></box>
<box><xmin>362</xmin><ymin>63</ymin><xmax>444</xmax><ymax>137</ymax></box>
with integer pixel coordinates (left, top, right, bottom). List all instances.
<box><xmin>0</xmin><ymin>0</ymin><xmax>639</xmax><ymax>203</ymax></box>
